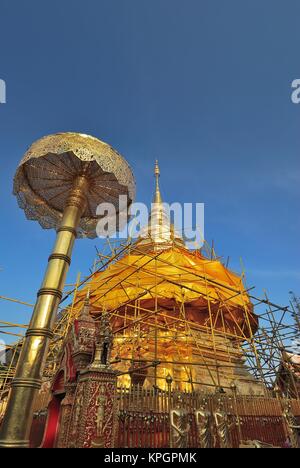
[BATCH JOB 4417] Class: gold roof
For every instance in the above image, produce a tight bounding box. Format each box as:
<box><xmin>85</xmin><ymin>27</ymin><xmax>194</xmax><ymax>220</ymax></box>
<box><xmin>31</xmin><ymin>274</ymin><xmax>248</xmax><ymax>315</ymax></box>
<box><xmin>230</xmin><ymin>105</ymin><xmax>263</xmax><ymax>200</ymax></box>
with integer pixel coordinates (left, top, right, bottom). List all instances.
<box><xmin>76</xmin><ymin>246</ymin><xmax>251</xmax><ymax>312</ymax></box>
<box><xmin>76</xmin><ymin>162</ymin><xmax>252</xmax><ymax>316</ymax></box>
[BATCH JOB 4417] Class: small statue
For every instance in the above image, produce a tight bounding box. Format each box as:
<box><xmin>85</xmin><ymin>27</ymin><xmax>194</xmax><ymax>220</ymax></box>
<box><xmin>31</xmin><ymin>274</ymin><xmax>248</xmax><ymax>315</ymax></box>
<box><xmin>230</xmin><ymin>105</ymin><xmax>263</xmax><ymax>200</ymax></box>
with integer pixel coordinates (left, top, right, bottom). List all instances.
<box><xmin>72</xmin><ymin>385</ymin><xmax>84</xmax><ymax>439</ymax></box>
<box><xmin>96</xmin><ymin>391</ymin><xmax>106</xmax><ymax>437</ymax></box>
<box><xmin>75</xmin><ymin>387</ymin><xmax>84</xmax><ymax>426</ymax></box>
<box><xmin>91</xmin><ymin>387</ymin><xmax>111</xmax><ymax>448</ymax></box>
<box><xmin>213</xmin><ymin>399</ymin><xmax>234</xmax><ymax>449</ymax></box>
<box><xmin>283</xmin><ymin>402</ymin><xmax>300</xmax><ymax>449</ymax></box>
<box><xmin>170</xmin><ymin>394</ymin><xmax>190</xmax><ymax>448</ymax></box>
<box><xmin>98</xmin><ymin>312</ymin><xmax>113</xmax><ymax>366</ymax></box>
<box><xmin>195</xmin><ymin>403</ymin><xmax>213</xmax><ymax>448</ymax></box>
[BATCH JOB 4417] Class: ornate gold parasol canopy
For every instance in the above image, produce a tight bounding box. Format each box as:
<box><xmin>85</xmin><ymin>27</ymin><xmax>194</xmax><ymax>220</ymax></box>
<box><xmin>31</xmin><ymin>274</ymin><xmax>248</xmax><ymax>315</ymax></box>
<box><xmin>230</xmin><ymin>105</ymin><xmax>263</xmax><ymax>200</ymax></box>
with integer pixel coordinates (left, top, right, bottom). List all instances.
<box><xmin>13</xmin><ymin>132</ymin><xmax>136</xmax><ymax>237</ymax></box>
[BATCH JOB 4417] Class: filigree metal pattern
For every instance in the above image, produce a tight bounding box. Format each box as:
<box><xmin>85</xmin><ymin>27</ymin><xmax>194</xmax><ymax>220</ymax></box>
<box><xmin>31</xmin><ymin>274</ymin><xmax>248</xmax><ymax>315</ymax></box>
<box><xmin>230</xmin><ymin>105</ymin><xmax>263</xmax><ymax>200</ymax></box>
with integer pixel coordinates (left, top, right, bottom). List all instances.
<box><xmin>13</xmin><ymin>132</ymin><xmax>136</xmax><ymax>238</ymax></box>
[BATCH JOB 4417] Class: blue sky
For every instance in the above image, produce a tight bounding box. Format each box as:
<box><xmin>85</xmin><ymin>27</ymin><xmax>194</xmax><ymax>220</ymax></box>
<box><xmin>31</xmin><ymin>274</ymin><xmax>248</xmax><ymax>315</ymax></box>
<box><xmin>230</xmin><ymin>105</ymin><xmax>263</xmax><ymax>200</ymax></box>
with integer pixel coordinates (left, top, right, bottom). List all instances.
<box><xmin>0</xmin><ymin>0</ymin><xmax>299</xmax><ymax>342</ymax></box>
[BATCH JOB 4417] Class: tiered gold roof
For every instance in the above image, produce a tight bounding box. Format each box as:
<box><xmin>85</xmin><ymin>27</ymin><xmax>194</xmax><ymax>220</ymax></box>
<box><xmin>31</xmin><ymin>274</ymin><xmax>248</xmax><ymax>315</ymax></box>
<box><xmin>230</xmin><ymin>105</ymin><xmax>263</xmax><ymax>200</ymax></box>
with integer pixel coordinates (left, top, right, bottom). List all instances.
<box><xmin>76</xmin><ymin>162</ymin><xmax>255</xmax><ymax>334</ymax></box>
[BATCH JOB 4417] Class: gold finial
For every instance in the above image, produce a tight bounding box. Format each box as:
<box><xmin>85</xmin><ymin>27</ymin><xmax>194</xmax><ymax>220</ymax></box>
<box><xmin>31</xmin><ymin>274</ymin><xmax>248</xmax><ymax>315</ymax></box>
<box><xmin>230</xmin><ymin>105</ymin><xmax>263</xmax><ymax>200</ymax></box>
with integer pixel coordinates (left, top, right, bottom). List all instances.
<box><xmin>166</xmin><ymin>373</ymin><xmax>173</xmax><ymax>385</ymax></box>
<box><xmin>80</xmin><ymin>289</ymin><xmax>92</xmax><ymax>320</ymax></box>
<box><xmin>154</xmin><ymin>159</ymin><xmax>160</xmax><ymax>177</ymax></box>
<box><xmin>153</xmin><ymin>160</ymin><xmax>162</xmax><ymax>204</ymax></box>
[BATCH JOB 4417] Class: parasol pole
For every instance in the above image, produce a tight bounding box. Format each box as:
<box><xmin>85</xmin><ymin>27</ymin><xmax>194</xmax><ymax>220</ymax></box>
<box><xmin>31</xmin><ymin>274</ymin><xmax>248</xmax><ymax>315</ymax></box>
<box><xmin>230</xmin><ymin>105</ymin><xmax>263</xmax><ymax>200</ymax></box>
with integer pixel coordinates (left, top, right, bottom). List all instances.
<box><xmin>0</xmin><ymin>132</ymin><xmax>135</xmax><ymax>448</ymax></box>
<box><xmin>0</xmin><ymin>175</ymin><xmax>88</xmax><ymax>447</ymax></box>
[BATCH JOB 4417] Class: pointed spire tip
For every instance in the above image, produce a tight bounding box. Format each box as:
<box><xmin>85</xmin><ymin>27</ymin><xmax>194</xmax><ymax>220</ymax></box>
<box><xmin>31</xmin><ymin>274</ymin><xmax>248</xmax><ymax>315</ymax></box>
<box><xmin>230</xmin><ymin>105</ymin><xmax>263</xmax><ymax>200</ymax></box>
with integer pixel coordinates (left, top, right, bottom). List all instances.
<box><xmin>154</xmin><ymin>160</ymin><xmax>160</xmax><ymax>177</ymax></box>
<box><xmin>153</xmin><ymin>160</ymin><xmax>162</xmax><ymax>204</ymax></box>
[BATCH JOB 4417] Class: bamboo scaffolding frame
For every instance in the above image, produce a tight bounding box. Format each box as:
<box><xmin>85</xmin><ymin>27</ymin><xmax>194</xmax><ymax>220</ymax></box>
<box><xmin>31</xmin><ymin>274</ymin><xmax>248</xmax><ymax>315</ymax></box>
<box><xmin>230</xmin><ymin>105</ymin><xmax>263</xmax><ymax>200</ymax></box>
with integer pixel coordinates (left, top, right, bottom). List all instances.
<box><xmin>0</xmin><ymin>237</ymin><xmax>299</xmax><ymax>400</ymax></box>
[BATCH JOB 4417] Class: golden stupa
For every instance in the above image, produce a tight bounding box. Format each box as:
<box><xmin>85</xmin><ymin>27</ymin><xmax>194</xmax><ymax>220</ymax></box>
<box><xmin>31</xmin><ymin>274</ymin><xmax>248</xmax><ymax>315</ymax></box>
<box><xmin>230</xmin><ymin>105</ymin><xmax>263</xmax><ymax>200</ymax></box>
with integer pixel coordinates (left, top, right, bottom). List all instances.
<box><xmin>75</xmin><ymin>162</ymin><xmax>263</xmax><ymax>394</ymax></box>
<box><xmin>1</xmin><ymin>160</ymin><xmax>299</xmax><ymax>450</ymax></box>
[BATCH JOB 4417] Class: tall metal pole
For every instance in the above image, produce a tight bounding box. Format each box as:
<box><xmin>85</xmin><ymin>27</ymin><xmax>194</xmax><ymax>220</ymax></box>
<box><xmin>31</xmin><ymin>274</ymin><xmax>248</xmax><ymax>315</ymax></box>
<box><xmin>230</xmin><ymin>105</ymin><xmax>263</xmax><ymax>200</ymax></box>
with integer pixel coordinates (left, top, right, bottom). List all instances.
<box><xmin>0</xmin><ymin>175</ymin><xmax>88</xmax><ymax>447</ymax></box>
